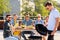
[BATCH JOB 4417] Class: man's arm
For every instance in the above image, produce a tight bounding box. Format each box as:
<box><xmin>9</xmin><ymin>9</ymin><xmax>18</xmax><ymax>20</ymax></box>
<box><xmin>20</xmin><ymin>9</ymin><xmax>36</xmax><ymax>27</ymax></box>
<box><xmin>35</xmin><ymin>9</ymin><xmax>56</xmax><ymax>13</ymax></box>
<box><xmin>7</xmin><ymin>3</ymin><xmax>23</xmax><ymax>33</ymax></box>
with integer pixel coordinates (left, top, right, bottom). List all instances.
<box><xmin>51</xmin><ymin>17</ymin><xmax>59</xmax><ymax>35</ymax></box>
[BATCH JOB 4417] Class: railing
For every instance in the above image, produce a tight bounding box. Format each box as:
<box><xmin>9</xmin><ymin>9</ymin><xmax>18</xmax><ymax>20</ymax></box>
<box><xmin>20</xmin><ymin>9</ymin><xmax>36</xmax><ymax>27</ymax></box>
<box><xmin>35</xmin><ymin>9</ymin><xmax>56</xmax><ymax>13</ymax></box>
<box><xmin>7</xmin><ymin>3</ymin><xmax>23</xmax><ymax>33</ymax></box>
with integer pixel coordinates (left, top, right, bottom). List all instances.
<box><xmin>0</xmin><ymin>16</ymin><xmax>60</xmax><ymax>30</ymax></box>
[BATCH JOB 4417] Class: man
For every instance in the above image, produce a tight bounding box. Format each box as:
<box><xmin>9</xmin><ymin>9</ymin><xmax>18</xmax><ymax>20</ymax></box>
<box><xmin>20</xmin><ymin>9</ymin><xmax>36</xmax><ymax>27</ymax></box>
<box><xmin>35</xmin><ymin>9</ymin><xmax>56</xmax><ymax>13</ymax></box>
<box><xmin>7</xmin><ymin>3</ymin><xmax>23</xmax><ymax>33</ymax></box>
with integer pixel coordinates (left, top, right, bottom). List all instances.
<box><xmin>44</xmin><ymin>1</ymin><xmax>60</xmax><ymax>40</ymax></box>
<box><xmin>35</xmin><ymin>14</ymin><xmax>44</xmax><ymax>25</ymax></box>
<box><xmin>10</xmin><ymin>14</ymin><xmax>19</xmax><ymax>36</ymax></box>
<box><xmin>35</xmin><ymin>14</ymin><xmax>46</xmax><ymax>40</ymax></box>
<box><xmin>10</xmin><ymin>14</ymin><xmax>18</xmax><ymax>26</ymax></box>
<box><xmin>22</xmin><ymin>14</ymin><xmax>32</xmax><ymax>26</ymax></box>
<box><xmin>3</xmin><ymin>14</ymin><xmax>12</xmax><ymax>38</ymax></box>
<box><xmin>22</xmin><ymin>15</ymin><xmax>34</xmax><ymax>40</ymax></box>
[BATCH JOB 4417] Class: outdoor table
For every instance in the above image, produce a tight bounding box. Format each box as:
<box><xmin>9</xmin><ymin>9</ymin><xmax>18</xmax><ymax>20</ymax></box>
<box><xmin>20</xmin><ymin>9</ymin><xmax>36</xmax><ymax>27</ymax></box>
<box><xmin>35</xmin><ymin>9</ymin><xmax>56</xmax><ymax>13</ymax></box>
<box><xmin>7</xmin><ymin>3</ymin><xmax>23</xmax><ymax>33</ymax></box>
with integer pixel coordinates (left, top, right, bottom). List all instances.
<box><xmin>13</xmin><ymin>26</ymin><xmax>41</xmax><ymax>40</ymax></box>
<box><xmin>13</xmin><ymin>27</ymin><xmax>35</xmax><ymax>36</ymax></box>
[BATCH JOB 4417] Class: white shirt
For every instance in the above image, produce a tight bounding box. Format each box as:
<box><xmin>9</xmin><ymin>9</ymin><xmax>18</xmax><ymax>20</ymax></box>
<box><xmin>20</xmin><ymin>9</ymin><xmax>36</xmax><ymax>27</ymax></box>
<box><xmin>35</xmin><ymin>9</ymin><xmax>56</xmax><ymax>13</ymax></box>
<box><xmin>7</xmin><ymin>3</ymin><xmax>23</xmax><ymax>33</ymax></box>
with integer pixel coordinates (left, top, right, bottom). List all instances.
<box><xmin>47</xmin><ymin>8</ymin><xmax>60</xmax><ymax>31</ymax></box>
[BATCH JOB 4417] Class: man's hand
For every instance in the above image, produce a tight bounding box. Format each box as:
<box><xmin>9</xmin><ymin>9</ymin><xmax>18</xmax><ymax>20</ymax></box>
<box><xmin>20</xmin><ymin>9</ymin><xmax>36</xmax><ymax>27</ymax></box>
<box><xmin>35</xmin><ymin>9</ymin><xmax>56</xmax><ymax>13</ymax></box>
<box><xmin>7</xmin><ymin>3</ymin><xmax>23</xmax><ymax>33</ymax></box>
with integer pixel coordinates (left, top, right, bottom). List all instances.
<box><xmin>51</xmin><ymin>31</ymin><xmax>56</xmax><ymax>35</ymax></box>
<box><xmin>51</xmin><ymin>17</ymin><xmax>59</xmax><ymax>35</ymax></box>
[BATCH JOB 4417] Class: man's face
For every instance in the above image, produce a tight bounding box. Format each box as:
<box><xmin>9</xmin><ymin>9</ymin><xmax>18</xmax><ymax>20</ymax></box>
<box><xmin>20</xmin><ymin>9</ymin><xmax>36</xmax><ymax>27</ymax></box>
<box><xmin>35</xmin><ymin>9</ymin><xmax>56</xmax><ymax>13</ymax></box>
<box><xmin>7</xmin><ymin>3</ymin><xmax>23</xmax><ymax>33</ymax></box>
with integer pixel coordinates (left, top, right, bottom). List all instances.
<box><xmin>25</xmin><ymin>16</ymin><xmax>29</xmax><ymax>20</ymax></box>
<box><xmin>7</xmin><ymin>16</ymin><xmax>12</xmax><ymax>21</ymax></box>
<box><xmin>46</xmin><ymin>6</ymin><xmax>51</xmax><ymax>11</ymax></box>
<box><xmin>14</xmin><ymin>15</ymin><xmax>18</xmax><ymax>20</ymax></box>
<box><xmin>38</xmin><ymin>16</ymin><xmax>41</xmax><ymax>20</ymax></box>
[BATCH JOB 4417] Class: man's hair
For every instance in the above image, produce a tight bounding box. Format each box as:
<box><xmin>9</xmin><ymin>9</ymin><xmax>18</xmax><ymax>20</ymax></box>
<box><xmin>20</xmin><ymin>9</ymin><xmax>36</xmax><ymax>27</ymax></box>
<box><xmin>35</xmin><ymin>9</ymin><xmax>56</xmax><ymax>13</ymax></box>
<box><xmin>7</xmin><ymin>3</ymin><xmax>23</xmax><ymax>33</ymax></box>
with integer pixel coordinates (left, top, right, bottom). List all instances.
<box><xmin>37</xmin><ymin>14</ymin><xmax>41</xmax><ymax>17</ymax></box>
<box><xmin>13</xmin><ymin>14</ymin><xmax>17</xmax><ymax>16</ymax></box>
<box><xmin>25</xmin><ymin>14</ymin><xmax>30</xmax><ymax>17</ymax></box>
<box><xmin>6</xmin><ymin>14</ymin><xmax>11</xmax><ymax>18</ymax></box>
<box><xmin>44</xmin><ymin>1</ymin><xmax>53</xmax><ymax>7</ymax></box>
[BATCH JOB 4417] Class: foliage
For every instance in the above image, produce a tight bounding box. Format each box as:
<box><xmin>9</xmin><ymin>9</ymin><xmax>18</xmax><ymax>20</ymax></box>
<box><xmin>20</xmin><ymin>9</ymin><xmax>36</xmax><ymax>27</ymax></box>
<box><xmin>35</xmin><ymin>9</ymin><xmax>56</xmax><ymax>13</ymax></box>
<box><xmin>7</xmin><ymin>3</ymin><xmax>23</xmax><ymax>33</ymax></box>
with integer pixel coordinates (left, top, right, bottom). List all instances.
<box><xmin>34</xmin><ymin>0</ymin><xmax>49</xmax><ymax>17</ymax></box>
<box><xmin>0</xmin><ymin>0</ymin><xmax>10</xmax><ymax>16</ymax></box>
<box><xmin>21</xmin><ymin>0</ymin><xmax>34</xmax><ymax>16</ymax></box>
<box><xmin>34</xmin><ymin>0</ymin><xmax>60</xmax><ymax>17</ymax></box>
<box><xmin>21</xmin><ymin>0</ymin><xmax>60</xmax><ymax>17</ymax></box>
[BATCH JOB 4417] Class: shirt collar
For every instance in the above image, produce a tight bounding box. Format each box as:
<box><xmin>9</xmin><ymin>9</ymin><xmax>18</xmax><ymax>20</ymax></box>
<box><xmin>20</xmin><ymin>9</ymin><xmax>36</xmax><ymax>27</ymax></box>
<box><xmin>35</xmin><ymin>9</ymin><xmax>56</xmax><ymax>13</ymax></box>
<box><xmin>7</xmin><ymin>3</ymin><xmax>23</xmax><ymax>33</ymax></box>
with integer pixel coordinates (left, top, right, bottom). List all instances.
<box><xmin>51</xmin><ymin>8</ymin><xmax>55</xmax><ymax>12</ymax></box>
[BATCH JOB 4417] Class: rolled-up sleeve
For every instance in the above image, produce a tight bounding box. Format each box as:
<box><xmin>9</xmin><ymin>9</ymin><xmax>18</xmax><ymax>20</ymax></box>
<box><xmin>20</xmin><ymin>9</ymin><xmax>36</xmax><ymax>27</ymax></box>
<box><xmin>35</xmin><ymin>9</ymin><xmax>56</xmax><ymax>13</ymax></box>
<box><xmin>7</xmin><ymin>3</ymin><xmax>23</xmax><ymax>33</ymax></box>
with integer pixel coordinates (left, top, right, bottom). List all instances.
<box><xmin>53</xmin><ymin>10</ymin><xmax>60</xmax><ymax>18</ymax></box>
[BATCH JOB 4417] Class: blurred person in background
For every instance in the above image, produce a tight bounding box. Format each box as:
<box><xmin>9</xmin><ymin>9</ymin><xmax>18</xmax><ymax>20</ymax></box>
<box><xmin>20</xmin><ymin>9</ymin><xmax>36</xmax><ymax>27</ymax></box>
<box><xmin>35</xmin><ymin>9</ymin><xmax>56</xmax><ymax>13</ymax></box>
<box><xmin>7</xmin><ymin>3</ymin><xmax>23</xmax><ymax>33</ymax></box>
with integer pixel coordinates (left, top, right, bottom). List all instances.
<box><xmin>35</xmin><ymin>14</ymin><xmax>44</xmax><ymax>25</ymax></box>
<box><xmin>21</xmin><ymin>14</ymin><xmax>34</xmax><ymax>40</ymax></box>
<box><xmin>35</xmin><ymin>14</ymin><xmax>47</xmax><ymax>40</ymax></box>
<box><xmin>44</xmin><ymin>16</ymin><xmax>49</xmax><ymax>27</ymax></box>
<box><xmin>10</xmin><ymin>14</ymin><xmax>19</xmax><ymax>36</ymax></box>
<box><xmin>22</xmin><ymin>14</ymin><xmax>32</xmax><ymax>26</ymax></box>
<box><xmin>10</xmin><ymin>14</ymin><xmax>18</xmax><ymax>26</ymax></box>
<box><xmin>45</xmin><ymin>1</ymin><xmax>60</xmax><ymax>40</ymax></box>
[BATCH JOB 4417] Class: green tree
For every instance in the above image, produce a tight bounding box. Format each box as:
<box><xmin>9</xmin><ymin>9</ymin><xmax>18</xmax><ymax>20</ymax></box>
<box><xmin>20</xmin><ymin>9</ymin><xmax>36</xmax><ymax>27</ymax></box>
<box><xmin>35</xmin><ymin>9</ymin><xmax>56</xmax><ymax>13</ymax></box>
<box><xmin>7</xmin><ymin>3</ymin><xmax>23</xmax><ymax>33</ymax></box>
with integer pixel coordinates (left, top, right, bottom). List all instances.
<box><xmin>0</xmin><ymin>0</ymin><xmax>10</xmax><ymax>16</ymax></box>
<box><xmin>34</xmin><ymin>0</ymin><xmax>60</xmax><ymax>17</ymax></box>
<box><xmin>52</xmin><ymin>1</ymin><xmax>60</xmax><ymax>12</ymax></box>
<box><xmin>21</xmin><ymin>0</ymin><xmax>34</xmax><ymax>16</ymax></box>
<box><xmin>34</xmin><ymin>0</ymin><xmax>49</xmax><ymax>17</ymax></box>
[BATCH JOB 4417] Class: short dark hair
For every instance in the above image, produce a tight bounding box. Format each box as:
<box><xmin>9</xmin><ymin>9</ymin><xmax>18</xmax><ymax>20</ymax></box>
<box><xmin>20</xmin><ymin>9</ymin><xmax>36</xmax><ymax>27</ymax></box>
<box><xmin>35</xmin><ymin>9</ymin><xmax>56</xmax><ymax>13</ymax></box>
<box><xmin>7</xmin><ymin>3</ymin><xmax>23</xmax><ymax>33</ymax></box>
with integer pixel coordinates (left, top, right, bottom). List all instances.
<box><xmin>6</xmin><ymin>14</ymin><xmax>11</xmax><ymax>18</ymax></box>
<box><xmin>44</xmin><ymin>1</ymin><xmax>53</xmax><ymax>7</ymax></box>
<box><xmin>13</xmin><ymin>14</ymin><xmax>17</xmax><ymax>16</ymax></box>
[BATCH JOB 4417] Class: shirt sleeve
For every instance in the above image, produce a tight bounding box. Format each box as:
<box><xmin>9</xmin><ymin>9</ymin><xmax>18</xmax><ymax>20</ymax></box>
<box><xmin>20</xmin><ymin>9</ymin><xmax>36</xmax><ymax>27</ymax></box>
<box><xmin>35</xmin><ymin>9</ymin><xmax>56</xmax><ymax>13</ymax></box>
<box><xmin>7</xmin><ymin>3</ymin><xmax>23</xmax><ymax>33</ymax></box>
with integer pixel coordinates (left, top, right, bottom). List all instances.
<box><xmin>30</xmin><ymin>19</ymin><xmax>33</xmax><ymax>23</ymax></box>
<box><xmin>10</xmin><ymin>20</ymin><xmax>14</xmax><ymax>26</ymax></box>
<box><xmin>41</xmin><ymin>20</ymin><xmax>44</xmax><ymax>24</ymax></box>
<box><xmin>53</xmin><ymin>10</ymin><xmax>60</xmax><ymax>18</ymax></box>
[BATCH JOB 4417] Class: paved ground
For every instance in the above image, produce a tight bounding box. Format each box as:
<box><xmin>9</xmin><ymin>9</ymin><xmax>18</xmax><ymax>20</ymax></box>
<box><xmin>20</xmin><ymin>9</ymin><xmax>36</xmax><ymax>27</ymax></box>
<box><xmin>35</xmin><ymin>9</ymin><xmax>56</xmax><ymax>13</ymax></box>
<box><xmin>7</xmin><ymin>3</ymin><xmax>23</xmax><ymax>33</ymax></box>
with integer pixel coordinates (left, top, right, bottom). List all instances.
<box><xmin>0</xmin><ymin>30</ymin><xmax>60</xmax><ymax>40</ymax></box>
<box><xmin>0</xmin><ymin>30</ymin><xmax>4</xmax><ymax>40</ymax></box>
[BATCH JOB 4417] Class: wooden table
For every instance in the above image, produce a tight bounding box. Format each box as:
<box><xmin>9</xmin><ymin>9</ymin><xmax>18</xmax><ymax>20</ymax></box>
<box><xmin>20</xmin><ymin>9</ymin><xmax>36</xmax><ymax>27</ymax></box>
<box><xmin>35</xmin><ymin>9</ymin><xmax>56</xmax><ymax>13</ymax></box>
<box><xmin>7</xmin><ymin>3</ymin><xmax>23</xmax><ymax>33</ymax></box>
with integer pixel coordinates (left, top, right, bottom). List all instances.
<box><xmin>13</xmin><ymin>27</ymin><xmax>36</xmax><ymax>40</ymax></box>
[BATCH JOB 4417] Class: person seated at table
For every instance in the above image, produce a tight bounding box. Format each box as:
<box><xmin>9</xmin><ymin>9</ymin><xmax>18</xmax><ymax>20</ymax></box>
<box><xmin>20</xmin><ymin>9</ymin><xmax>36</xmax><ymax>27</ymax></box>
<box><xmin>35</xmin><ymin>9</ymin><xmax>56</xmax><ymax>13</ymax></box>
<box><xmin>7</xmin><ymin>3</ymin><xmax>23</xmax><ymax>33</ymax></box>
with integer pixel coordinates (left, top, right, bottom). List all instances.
<box><xmin>3</xmin><ymin>14</ymin><xmax>12</xmax><ymax>38</ymax></box>
<box><xmin>22</xmin><ymin>14</ymin><xmax>32</xmax><ymax>26</ymax></box>
<box><xmin>21</xmin><ymin>14</ymin><xmax>34</xmax><ymax>40</ymax></box>
<box><xmin>35</xmin><ymin>14</ymin><xmax>44</xmax><ymax>25</ymax></box>
<box><xmin>35</xmin><ymin>14</ymin><xmax>47</xmax><ymax>40</ymax></box>
<box><xmin>10</xmin><ymin>14</ymin><xmax>19</xmax><ymax>36</ymax></box>
<box><xmin>44</xmin><ymin>16</ymin><xmax>49</xmax><ymax>27</ymax></box>
<box><xmin>10</xmin><ymin>14</ymin><xmax>18</xmax><ymax>26</ymax></box>
<box><xmin>10</xmin><ymin>14</ymin><xmax>18</xmax><ymax>29</ymax></box>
